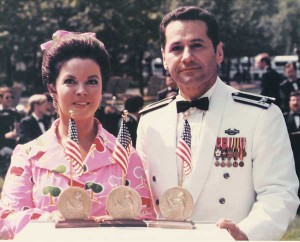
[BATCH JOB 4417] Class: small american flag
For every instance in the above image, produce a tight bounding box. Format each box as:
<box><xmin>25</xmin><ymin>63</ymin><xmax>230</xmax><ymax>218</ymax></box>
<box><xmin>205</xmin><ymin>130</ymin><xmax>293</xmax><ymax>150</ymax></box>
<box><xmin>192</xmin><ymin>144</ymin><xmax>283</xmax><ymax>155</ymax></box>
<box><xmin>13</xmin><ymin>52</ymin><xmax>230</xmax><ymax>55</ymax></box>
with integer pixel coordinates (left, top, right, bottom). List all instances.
<box><xmin>112</xmin><ymin>118</ymin><xmax>132</xmax><ymax>175</ymax></box>
<box><xmin>176</xmin><ymin>119</ymin><xmax>192</xmax><ymax>176</ymax></box>
<box><xmin>65</xmin><ymin>117</ymin><xmax>84</xmax><ymax>176</ymax></box>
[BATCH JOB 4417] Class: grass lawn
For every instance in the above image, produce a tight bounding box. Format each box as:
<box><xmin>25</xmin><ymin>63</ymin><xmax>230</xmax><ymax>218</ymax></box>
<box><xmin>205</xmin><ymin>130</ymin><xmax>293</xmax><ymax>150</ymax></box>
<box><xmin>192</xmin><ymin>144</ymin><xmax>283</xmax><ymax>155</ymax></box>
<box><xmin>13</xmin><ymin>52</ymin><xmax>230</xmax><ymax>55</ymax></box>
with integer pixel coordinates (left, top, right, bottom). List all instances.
<box><xmin>282</xmin><ymin>215</ymin><xmax>300</xmax><ymax>240</ymax></box>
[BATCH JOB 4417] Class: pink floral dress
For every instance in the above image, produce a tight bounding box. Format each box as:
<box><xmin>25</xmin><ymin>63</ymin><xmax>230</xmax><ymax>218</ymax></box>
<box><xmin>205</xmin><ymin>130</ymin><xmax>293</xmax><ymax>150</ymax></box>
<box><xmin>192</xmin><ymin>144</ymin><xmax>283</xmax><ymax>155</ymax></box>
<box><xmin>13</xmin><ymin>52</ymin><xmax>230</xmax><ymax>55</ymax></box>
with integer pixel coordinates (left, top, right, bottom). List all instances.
<box><xmin>0</xmin><ymin>119</ymin><xmax>155</xmax><ymax>239</ymax></box>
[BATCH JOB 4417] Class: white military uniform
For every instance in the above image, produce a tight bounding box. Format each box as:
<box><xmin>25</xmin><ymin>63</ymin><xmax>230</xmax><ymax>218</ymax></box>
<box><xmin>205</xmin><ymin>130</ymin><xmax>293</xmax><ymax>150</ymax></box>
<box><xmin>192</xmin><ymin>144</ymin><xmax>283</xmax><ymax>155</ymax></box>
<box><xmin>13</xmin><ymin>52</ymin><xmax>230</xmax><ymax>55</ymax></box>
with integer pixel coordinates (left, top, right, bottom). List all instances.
<box><xmin>136</xmin><ymin>77</ymin><xmax>299</xmax><ymax>240</ymax></box>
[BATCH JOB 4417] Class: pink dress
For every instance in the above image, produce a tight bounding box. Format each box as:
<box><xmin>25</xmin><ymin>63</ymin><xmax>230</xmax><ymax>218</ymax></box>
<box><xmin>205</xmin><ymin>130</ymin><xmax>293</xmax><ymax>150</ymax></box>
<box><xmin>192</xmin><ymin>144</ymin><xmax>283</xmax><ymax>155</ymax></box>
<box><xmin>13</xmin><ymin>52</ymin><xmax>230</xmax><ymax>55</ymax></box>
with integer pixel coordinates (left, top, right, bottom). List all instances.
<box><xmin>0</xmin><ymin>119</ymin><xmax>155</xmax><ymax>239</ymax></box>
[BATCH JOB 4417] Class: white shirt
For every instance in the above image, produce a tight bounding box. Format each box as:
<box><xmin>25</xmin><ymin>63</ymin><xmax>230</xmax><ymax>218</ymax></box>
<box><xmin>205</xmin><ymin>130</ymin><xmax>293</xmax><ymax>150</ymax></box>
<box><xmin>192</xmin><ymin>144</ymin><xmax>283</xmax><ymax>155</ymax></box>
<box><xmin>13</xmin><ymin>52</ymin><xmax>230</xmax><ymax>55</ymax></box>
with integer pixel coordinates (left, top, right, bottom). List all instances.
<box><xmin>176</xmin><ymin>81</ymin><xmax>217</xmax><ymax>185</ymax></box>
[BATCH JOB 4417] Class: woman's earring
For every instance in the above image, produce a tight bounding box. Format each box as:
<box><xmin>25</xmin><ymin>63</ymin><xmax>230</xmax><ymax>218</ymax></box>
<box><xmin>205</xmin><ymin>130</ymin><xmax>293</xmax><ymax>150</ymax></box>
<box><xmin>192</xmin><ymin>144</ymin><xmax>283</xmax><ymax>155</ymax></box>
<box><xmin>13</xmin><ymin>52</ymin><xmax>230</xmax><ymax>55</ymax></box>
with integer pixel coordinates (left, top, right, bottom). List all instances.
<box><xmin>50</xmin><ymin>94</ymin><xmax>57</xmax><ymax>109</ymax></box>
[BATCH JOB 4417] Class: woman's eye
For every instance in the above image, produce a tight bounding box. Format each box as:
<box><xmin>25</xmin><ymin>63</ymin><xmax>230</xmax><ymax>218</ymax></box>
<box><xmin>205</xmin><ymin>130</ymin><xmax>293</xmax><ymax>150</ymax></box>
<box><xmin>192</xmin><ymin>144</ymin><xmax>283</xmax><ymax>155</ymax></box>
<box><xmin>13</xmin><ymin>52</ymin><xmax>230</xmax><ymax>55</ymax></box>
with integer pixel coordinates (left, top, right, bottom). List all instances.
<box><xmin>64</xmin><ymin>78</ymin><xmax>75</xmax><ymax>84</ymax></box>
<box><xmin>87</xmin><ymin>79</ymin><xmax>99</xmax><ymax>85</ymax></box>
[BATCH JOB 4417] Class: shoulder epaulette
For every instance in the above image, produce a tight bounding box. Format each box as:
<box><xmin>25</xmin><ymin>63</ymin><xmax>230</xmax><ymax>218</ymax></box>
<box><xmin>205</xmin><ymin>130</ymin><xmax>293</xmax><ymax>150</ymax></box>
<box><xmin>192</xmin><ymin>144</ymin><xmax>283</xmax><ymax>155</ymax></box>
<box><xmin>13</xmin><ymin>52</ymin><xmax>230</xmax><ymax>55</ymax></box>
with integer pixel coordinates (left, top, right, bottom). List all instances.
<box><xmin>232</xmin><ymin>92</ymin><xmax>275</xmax><ymax>109</ymax></box>
<box><xmin>139</xmin><ymin>95</ymin><xmax>176</xmax><ymax>115</ymax></box>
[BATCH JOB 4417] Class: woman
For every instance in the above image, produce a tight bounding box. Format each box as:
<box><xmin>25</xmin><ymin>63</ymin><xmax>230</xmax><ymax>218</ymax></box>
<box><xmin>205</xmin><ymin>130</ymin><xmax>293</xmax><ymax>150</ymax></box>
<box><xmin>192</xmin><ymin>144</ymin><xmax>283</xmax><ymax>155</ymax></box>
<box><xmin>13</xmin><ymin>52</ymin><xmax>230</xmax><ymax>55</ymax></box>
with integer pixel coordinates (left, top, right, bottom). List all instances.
<box><xmin>0</xmin><ymin>31</ymin><xmax>155</xmax><ymax>239</ymax></box>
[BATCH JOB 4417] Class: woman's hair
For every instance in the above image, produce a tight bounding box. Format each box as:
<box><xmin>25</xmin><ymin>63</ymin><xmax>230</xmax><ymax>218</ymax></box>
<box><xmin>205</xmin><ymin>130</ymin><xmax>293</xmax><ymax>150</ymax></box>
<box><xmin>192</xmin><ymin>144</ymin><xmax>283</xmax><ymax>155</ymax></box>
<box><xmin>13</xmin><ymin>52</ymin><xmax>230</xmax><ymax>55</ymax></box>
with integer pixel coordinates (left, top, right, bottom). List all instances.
<box><xmin>41</xmin><ymin>33</ymin><xmax>111</xmax><ymax>89</ymax></box>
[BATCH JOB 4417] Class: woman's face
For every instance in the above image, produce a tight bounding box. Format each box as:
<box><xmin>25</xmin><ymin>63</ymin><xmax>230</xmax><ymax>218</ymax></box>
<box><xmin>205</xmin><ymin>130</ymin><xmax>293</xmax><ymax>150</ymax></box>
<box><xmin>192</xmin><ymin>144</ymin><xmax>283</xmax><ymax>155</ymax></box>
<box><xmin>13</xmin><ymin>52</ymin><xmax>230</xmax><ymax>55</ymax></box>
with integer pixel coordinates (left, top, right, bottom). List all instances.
<box><xmin>50</xmin><ymin>58</ymin><xmax>102</xmax><ymax>121</ymax></box>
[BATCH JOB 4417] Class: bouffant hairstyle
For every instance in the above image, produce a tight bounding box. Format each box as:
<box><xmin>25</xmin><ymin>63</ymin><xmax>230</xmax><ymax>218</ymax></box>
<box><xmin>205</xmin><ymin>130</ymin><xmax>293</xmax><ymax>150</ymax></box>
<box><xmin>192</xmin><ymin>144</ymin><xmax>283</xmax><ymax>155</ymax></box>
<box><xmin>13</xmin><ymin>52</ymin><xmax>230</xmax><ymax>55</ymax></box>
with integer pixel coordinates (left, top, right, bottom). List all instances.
<box><xmin>41</xmin><ymin>33</ymin><xmax>110</xmax><ymax>90</ymax></box>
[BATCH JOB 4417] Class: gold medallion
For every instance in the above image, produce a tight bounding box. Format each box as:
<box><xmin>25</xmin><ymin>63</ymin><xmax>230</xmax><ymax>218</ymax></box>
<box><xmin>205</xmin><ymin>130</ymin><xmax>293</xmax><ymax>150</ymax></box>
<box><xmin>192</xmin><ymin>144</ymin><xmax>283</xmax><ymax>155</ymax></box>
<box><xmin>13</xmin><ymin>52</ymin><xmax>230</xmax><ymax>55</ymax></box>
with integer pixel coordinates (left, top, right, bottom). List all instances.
<box><xmin>159</xmin><ymin>186</ymin><xmax>194</xmax><ymax>221</ymax></box>
<box><xmin>106</xmin><ymin>186</ymin><xmax>142</xmax><ymax>219</ymax></box>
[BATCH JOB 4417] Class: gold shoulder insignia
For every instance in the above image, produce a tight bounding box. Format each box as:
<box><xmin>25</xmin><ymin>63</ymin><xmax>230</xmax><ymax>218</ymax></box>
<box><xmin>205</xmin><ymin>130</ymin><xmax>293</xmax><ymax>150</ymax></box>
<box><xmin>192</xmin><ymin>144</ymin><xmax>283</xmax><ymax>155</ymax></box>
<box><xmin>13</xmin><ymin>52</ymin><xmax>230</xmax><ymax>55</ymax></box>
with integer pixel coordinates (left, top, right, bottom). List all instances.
<box><xmin>232</xmin><ymin>92</ymin><xmax>275</xmax><ymax>109</ymax></box>
<box><xmin>139</xmin><ymin>95</ymin><xmax>176</xmax><ymax>115</ymax></box>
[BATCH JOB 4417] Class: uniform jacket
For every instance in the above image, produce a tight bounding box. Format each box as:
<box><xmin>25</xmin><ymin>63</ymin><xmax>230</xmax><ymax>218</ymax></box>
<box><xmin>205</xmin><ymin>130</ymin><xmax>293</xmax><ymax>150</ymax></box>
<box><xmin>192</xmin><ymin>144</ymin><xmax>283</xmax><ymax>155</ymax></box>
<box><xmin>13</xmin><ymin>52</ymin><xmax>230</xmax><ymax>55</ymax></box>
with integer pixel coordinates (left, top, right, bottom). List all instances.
<box><xmin>137</xmin><ymin>78</ymin><xmax>299</xmax><ymax>240</ymax></box>
<box><xmin>0</xmin><ymin>119</ymin><xmax>155</xmax><ymax>239</ymax></box>
<box><xmin>18</xmin><ymin>114</ymin><xmax>51</xmax><ymax>144</ymax></box>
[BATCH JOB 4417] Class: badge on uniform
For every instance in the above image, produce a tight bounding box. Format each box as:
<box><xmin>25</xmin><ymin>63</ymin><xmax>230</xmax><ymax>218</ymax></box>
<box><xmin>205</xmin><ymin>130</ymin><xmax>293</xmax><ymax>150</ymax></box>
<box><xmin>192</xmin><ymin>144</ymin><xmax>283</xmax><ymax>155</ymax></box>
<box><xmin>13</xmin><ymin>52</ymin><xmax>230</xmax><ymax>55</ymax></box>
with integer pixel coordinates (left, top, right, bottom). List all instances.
<box><xmin>214</xmin><ymin>137</ymin><xmax>247</xmax><ymax>168</ymax></box>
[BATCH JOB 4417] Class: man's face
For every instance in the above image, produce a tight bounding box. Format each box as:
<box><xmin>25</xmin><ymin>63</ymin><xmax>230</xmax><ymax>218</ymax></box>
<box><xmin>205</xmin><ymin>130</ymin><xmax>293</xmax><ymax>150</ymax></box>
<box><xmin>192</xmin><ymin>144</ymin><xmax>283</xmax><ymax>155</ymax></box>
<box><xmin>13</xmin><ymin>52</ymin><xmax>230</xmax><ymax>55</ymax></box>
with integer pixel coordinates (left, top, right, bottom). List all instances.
<box><xmin>285</xmin><ymin>65</ymin><xmax>297</xmax><ymax>81</ymax></box>
<box><xmin>36</xmin><ymin>101</ymin><xmax>48</xmax><ymax>116</ymax></box>
<box><xmin>289</xmin><ymin>96</ymin><xmax>300</xmax><ymax>112</ymax></box>
<box><xmin>255</xmin><ymin>57</ymin><xmax>264</xmax><ymax>70</ymax></box>
<box><xmin>161</xmin><ymin>20</ymin><xmax>223</xmax><ymax>92</ymax></box>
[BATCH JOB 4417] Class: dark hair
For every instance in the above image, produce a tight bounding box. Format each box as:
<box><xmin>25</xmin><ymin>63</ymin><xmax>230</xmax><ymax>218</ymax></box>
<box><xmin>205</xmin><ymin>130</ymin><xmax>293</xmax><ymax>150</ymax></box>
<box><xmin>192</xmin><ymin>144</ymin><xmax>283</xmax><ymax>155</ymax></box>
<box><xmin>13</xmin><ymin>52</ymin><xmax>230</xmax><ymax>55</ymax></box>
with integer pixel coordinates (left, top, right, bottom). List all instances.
<box><xmin>42</xmin><ymin>33</ymin><xmax>111</xmax><ymax>90</ymax></box>
<box><xmin>160</xmin><ymin>6</ymin><xmax>219</xmax><ymax>50</ymax></box>
<box><xmin>261</xmin><ymin>56</ymin><xmax>271</xmax><ymax>66</ymax></box>
<box><xmin>290</xmin><ymin>91</ymin><xmax>300</xmax><ymax>98</ymax></box>
<box><xmin>285</xmin><ymin>62</ymin><xmax>297</xmax><ymax>71</ymax></box>
<box><xmin>125</xmin><ymin>96</ymin><xmax>144</xmax><ymax>113</ymax></box>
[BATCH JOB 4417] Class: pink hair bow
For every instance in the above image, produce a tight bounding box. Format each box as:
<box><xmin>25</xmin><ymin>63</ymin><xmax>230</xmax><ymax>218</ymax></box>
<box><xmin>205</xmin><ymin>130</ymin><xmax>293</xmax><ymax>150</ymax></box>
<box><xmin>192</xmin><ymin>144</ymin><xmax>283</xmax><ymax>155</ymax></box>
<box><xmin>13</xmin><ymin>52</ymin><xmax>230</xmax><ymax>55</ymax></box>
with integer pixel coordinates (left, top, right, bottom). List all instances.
<box><xmin>40</xmin><ymin>30</ymin><xmax>96</xmax><ymax>51</ymax></box>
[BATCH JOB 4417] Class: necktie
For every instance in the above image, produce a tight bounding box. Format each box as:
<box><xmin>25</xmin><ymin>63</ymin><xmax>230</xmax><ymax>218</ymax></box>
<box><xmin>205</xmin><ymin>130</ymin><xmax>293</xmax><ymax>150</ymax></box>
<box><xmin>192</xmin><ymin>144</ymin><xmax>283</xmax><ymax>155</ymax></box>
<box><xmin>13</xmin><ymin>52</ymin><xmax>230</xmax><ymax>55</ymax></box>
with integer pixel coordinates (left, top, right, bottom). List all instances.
<box><xmin>176</xmin><ymin>97</ymin><xmax>209</xmax><ymax>113</ymax></box>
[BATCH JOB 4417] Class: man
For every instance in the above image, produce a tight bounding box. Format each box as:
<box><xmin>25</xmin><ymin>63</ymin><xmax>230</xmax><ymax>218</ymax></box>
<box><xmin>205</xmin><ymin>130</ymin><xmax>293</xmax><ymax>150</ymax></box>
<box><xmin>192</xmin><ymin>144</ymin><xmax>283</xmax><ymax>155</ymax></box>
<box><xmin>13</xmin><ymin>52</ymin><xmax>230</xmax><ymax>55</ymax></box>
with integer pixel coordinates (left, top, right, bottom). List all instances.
<box><xmin>284</xmin><ymin>91</ymin><xmax>300</xmax><ymax>215</ymax></box>
<box><xmin>280</xmin><ymin>62</ymin><xmax>300</xmax><ymax>112</ymax></box>
<box><xmin>18</xmin><ymin>94</ymin><xmax>50</xmax><ymax>144</ymax></box>
<box><xmin>157</xmin><ymin>72</ymin><xmax>178</xmax><ymax>100</ymax></box>
<box><xmin>137</xmin><ymin>6</ymin><xmax>299</xmax><ymax>240</ymax></box>
<box><xmin>255</xmin><ymin>53</ymin><xmax>282</xmax><ymax>107</ymax></box>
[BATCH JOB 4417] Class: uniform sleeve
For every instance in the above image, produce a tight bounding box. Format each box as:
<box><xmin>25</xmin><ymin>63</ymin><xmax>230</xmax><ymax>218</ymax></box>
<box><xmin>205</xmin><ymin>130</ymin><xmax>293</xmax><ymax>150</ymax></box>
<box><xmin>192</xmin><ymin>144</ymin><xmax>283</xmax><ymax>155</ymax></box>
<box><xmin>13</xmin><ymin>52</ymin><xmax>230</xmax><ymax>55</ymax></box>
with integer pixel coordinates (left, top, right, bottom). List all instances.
<box><xmin>0</xmin><ymin>145</ymin><xmax>47</xmax><ymax>239</ymax></box>
<box><xmin>126</xmin><ymin>149</ymin><xmax>156</xmax><ymax>220</ymax></box>
<box><xmin>238</xmin><ymin>105</ymin><xmax>299</xmax><ymax>240</ymax></box>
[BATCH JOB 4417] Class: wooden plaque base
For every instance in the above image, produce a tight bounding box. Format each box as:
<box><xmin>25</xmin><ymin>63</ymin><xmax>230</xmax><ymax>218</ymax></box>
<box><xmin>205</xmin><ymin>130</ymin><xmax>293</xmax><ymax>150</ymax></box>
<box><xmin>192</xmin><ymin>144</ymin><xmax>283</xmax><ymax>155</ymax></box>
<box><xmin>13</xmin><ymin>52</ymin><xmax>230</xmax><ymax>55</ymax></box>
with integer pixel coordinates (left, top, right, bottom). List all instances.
<box><xmin>55</xmin><ymin>219</ymin><xmax>99</xmax><ymax>228</ymax></box>
<box><xmin>147</xmin><ymin>219</ymin><xmax>195</xmax><ymax>229</ymax></box>
<box><xmin>100</xmin><ymin>219</ymin><xmax>147</xmax><ymax>227</ymax></box>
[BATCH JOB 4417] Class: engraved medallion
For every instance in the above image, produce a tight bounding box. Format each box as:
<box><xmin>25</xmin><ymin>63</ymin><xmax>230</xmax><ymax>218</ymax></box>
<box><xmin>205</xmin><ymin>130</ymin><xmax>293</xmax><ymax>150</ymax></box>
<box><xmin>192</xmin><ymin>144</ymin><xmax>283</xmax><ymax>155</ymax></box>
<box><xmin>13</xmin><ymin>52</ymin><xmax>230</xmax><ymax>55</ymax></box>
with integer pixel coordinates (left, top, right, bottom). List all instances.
<box><xmin>226</xmin><ymin>161</ymin><xmax>232</xmax><ymax>167</ymax></box>
<box><xmin>214</xmin><ymin>161</ymin><xmax>220</xmax><ymax>167</ymax></box>
<box><xmin>58</xmin><ymin>187</ymin><xmax>92</xmax><ymax>220</ymax></box>
<box><xmin>221</xmin><ymin>161</ymin><xmax>226</xmax><ymax>167</ymax></box>
<box><xmin>239</xmin><ymin>161</ymin><xmax>244</xmax><ymax>167</ymax></box>
<box><xmin>106</xmin><ymin>186</ymin><xmax>142</xmax><ymax>219</ymax></box>
<box><xmin>233</xmin><ymin>161</ymin><xmax>238</xmax><ymax>167</ymax></box>
<box><xmin>160</xmin><ymin>187</ymin><xmax>194</xmax><ymax>221</ymax></box>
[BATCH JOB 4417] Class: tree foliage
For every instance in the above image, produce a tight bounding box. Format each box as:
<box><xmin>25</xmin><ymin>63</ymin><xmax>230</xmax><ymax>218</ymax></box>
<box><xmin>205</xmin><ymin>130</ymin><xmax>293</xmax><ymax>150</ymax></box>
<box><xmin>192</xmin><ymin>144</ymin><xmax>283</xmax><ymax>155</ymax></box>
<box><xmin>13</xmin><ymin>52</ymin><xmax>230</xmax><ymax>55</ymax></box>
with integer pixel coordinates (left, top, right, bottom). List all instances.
<box><xmin>0</xmin><ymin>0</ymin><xmax>299</xmax><ymax>92</ymax></box>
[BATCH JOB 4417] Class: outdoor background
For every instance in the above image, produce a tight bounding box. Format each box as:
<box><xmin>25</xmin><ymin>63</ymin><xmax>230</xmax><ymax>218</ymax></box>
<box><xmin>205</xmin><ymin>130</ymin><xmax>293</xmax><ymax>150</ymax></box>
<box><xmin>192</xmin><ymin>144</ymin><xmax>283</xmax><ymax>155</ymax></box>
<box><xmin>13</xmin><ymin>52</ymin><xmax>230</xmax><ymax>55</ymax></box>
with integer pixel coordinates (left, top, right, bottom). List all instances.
<box><xmin>0</xmin><ymin>0</ymin><xmax>299</xmax><ymax>95</ymax></box>
<box><xmin>0</xmin><ymin>0</ymin><xmax>299</xmax><ymax>240</ymax></box>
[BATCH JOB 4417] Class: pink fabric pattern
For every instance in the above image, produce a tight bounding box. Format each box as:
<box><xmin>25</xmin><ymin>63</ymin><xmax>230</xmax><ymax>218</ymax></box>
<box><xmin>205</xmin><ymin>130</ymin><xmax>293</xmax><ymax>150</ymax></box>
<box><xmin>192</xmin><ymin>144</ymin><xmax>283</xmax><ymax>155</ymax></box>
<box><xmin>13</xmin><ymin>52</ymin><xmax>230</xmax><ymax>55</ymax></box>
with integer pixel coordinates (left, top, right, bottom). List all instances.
<box><xmin>0</xmin><ymin>119</ymin><xmax>155</xmax><ymax>239</ymax></box>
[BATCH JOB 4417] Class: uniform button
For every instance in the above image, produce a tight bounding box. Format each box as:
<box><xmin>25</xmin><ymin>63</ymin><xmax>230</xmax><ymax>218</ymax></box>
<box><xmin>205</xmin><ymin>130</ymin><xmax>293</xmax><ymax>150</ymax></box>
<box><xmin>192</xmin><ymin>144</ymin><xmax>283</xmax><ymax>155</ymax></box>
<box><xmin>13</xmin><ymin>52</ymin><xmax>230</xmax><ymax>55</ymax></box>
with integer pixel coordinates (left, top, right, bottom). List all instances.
<box><xmin>223</xmin><ymin>173</ymin><xmax>230</xmax><ymax>179</ymax></box>
<box><xmin>219</xmin><ymin>198</ymin><xmax>225</xmax><ymax>204</ymax></box>
<box><xmin>152</xmin><ymin>176</ymin><xmax>156</xmax><ymax>182</ymax></box>
<box><xmin>156</xmin><ymin>199</ymin><xmax>159</xmax><ymax>205</ymax></box>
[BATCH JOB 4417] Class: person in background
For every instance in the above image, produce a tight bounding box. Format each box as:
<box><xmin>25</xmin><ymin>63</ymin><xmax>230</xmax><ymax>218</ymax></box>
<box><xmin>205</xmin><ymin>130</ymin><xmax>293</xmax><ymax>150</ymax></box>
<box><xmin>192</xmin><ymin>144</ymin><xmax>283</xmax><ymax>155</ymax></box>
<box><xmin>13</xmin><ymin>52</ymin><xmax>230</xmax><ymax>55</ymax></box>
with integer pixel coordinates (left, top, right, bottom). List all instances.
<box><xmin>18</xmin><ymin>94</ymin><xmax>50</xmax><ymax>144</ymax></box>
<box><xmin>283</xmin><ymin>91</ymin><xmax>300</xmax><ymax>215</ymax></box>
<box><xmin>255</xmin><ymin>53</ymin><xmax>282</xmax><ymax>107</ymax></box>
<box><xmin>0</xmin><ymin>30</ymin><xmax>155</xmax><ymax>239</ymax></box>
<box><xmin>122</xmin><ymin>95</ymin><xmax>144</xmax><ymax>147</ymax></box>
<box><xmin>137</xmin><ymin>6</ymin><xmax>299</xmax><ymax>240</ymax></box>
<box><xmin>157</xmin><ymin>72</ymin><xmax>178</xmax><ymax>100</ymax></box>
<box><xmin>280</xmin><ymin>62</ymin><xmax>300</xmax><ymax>112</ymax></box>
<box><xmin>0</xmin><ymin>88</ymin><xmax>22</xmax><ymax>177</ymax></box>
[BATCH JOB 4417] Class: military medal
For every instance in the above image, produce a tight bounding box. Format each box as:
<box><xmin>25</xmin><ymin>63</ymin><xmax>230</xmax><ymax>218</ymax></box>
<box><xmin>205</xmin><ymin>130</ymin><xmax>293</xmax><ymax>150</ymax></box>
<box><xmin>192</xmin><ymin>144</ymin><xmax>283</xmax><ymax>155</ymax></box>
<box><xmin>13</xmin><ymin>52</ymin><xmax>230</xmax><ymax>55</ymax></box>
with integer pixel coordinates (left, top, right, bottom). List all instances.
<box><xmin>214</xmin><ymin>137</ymin><xmax>222</xmax><ymax>167</ymax></box>
<box><xmin>226</xmin><ymin>138</ymin><xmax>233</xmax><ymax>167</ymax></box>
<box><xmin>239</xmin><ymin>137</ymin><xmax>246</xmax><ymax>167</ymax></box>
<box><xmin>220</xmin><ymin>138</ymin><xmax>227</xmax><ymax>167</ymax></box>
<box><xmin>233</xmin><ymin>138</ymin><xmax>239</xmax><ymax>168</ymax></box>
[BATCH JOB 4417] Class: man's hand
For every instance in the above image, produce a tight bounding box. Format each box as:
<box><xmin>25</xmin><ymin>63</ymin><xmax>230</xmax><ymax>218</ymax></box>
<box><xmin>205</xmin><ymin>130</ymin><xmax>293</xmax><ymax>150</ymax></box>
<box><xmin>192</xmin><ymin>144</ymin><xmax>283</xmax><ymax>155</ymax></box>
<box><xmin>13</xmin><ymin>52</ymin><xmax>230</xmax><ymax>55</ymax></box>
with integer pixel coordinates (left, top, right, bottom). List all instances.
<box><xmin>216</xmin><ymin>218</ymin><xmax>248</xmax><ymax>240</ymax></box>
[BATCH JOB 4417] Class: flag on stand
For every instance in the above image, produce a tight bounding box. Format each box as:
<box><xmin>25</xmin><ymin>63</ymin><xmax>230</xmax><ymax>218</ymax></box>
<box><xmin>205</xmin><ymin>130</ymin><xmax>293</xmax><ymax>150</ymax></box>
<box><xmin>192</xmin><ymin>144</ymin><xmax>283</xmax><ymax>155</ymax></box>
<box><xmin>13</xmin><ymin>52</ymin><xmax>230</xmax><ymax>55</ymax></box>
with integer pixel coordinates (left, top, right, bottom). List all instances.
<box><xmin>176</xmin><ymin>119</ymin><xmax>192</xmax><ymax>176</ymax></box>
<box><xmin>65</xmin><ymin>117</ymin><xmax>84</xmax><ymax>176</ymax></box>
<box><xmin>112</xmin><ymin>117</ymin><xmax>132</xmax><ymax>175</ymax></box>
